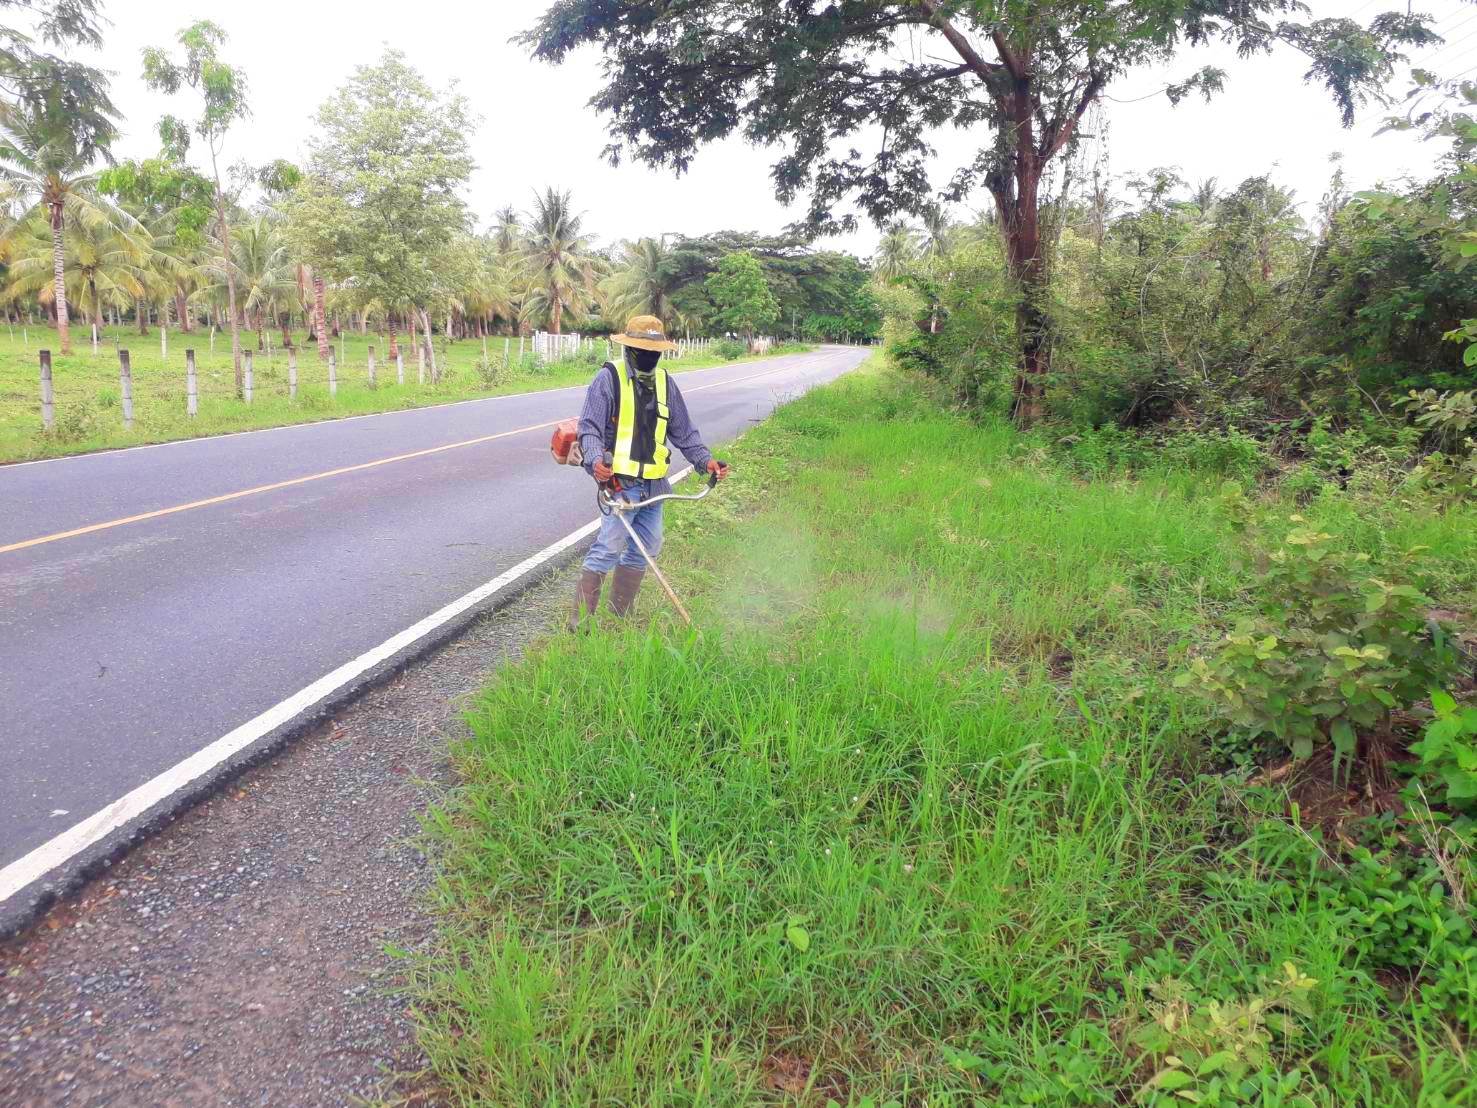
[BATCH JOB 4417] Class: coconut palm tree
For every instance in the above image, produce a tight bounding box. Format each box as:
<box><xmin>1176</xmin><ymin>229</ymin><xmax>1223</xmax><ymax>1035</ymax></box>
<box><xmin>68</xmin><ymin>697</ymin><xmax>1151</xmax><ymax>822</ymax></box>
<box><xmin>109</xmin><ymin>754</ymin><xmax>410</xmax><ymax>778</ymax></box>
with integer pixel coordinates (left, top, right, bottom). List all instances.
<box><xmin>491</xmin><ymin>205</ymin><xmax>522</xmax><ymax>255</ymax></box>
<box><xmin>872</xmin><ymin>222</ymin><xmax>920</xmax><ymax>282</ymax></box>
<box><xmin>3</xmin><ymin>213</ymin><xmax>149</xmax><ymax>335</ymax></box>
<box><xmin>521</xmin><ymin>187</ymin><xmax>605</xmax><ymax>335</ymax></box>
<box><xmin>919</xmin><ymin>206</ymin><xmax>959</xmax><ymax>262</ymax></box>
<box><xmin>459</xmin><ymin>238</ymin><xmax>518</xmax><ymax>336</ymax></box>
<box><xmin>601</xmin><ymin>236</ymin><xmax>683</xmax><ymax>327</ymax></box>
<box><xmin>204</xmin><ymin>215</ymin><xmax>296</xmax><ymax>349</ymax></box>
<box><xmin>0</xmin><ymin>101</ymin><xmax>127</xmax><ymax>355</ymax></box>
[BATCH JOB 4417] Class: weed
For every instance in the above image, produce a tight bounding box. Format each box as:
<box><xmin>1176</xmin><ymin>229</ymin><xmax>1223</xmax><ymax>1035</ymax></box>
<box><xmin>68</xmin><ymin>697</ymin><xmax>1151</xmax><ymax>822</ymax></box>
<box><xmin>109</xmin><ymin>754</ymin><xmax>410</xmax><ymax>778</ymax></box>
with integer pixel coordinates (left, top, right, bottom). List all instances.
<box><xmin>413</xmin><ymin>358</ymin><xmax>1477</xmax><ymax>1103</ymax></box>
<box><xmin>1178</xmin><ymin>523</ymin><xmax>1460</xmax><ymax>776</ymax></box>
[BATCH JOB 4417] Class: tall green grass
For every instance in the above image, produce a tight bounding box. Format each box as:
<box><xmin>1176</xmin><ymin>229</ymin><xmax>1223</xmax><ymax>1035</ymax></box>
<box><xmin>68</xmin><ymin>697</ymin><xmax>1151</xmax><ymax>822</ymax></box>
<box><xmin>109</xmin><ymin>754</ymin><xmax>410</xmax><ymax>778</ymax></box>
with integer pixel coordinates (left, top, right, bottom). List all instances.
<box><xmin>411</xmin><ymin>361</ymin><xmax>1477</xmax><ymax>1104</ymax></box>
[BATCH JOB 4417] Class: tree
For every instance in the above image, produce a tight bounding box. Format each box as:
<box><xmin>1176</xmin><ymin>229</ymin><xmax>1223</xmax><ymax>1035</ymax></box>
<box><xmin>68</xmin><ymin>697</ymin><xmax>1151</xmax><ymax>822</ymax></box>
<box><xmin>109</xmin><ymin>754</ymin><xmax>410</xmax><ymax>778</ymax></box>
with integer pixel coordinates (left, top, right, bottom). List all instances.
<box><xmin>3</xmin><ymin>207</ymin><xmax>148</xmax><ymax>331</ymax></box>
<box><xmin>99</xmin><ymin>157</ymin><xmax>216</xmax><ymax>333</ymax></box>
<box><xmin>285</xmin><ymin>49</ymin><xmax>474</xmax><ymax>373</ymax></box>
<box><xmin>218</xmin><ymin>215</ymin><xmax>295</xmax><ymax>349</ymax></box>
<box><xmin>602</xmin><ymin>236</ymin><xmax>682</xmax><ymax>326</ymax></box>
<box><xmin>0</xmin><ymin>0</ymin><xmax>117</xmax><ymax>162</ymax></box>
<box><xmin>521</xmin><ymin>186</ymin><xmax>603</xmax><ymax>335</ymax></box>
<box><xmin>874</xmin><ymin>222</ymin><xmax>921</xmax><ymax>282</ymax></box>
<box><xmin>706</xmin><ymin>251</ymin><xmax>779</xmax><ymax>340</ymax></box>
<box><xmin>143</xmin><ymin>21</ymin><xmax>251</xmax><ymax>394</ymax></box>
<box><xmin>0</xmin><ymin>99</ymin><xmax>127</xmax><ymax>354</ymax></box>
<box><xmin>524</xmin><ymin>1</ymin><xmax>1436</xmax><ymax>424</ymax></box>
<box><xmin>491</xmin><ymin>205</ymin><xmax>522</xmax><ymax>255</ymax></box>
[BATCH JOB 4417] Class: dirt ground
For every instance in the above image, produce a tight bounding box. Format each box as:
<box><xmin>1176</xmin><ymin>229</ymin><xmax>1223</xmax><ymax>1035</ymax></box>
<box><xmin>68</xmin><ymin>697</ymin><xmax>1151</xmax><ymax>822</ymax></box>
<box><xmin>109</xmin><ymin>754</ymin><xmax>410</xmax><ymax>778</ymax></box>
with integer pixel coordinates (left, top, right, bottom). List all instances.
<box><xmin>0</xmin><ymin>570</ymin><xmax>574</xmax><ymax>1107</ymax></box>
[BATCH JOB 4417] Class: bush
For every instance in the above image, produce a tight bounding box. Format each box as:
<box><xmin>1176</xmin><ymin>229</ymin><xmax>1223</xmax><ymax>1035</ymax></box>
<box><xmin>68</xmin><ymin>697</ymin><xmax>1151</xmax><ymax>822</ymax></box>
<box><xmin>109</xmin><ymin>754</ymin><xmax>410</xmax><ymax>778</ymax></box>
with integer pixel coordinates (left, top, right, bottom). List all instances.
<box><xmin>1127</xmin><ymin>962</ymin><xmax>1321</xmax><ymax>1107</ymax></box>
<box><xmin>712</xmin><ymin>338</ymin><xmax>746</xmax><ymax>360</ymax></box>
<box><xmin>1252</xmin><ymin>816</ymin><xmax>1477</xmax><ymax>1030</ymax></box>
<box><xmin>1406</xmin><ymin>690</ymin><xmax>1477</xmax><ymax>814</ymax></box>
<box><xmin>1178</xmin><ymin>523</ymin><xmax>1461</xmax><ymax>775</ymax></box>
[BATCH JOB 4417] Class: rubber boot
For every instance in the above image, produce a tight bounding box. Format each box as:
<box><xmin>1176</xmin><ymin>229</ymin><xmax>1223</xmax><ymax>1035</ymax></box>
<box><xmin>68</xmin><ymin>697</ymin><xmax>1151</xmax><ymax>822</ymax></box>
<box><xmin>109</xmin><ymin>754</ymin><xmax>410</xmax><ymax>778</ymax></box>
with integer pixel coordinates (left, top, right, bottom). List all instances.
<box><xmin>569</xmin><ymin>569</ymin><xmax>604</xmax><ymax>631</ymax></box>
<box><xmin>608</xmin><ymin>565</ymin><xmax>645</xmax><ymax>617</ymax></box>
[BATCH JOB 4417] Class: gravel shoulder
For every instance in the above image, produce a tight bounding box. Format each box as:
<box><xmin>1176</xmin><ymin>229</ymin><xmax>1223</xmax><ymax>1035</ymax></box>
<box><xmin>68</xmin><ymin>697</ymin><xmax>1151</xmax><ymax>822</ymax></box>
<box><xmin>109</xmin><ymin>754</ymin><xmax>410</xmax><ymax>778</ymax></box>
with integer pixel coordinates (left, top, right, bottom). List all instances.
<box><xmin>1</xmin><ymin>569</ymin><xmax>575</xmax><ymax>1107</ymax></box>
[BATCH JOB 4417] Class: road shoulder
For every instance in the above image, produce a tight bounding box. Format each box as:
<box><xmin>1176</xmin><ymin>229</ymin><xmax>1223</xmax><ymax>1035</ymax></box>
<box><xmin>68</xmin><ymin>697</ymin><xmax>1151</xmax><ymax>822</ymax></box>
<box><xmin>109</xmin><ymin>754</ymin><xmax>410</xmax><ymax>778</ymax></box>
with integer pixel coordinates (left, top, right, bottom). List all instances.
<box><xmin>0</xmin><ymin>569</ymin><xmax>573</xmax><ymax>1107</ymax></box>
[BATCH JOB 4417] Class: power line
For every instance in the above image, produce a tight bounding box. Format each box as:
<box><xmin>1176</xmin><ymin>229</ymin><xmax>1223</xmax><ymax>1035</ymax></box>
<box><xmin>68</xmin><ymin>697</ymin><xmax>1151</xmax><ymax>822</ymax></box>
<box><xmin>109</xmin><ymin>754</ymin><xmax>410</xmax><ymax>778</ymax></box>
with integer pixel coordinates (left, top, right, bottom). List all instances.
<box><xmin>1412</xmin><ymin>14</ymin><xmax>1477</xmax><ymax>65</ymax></box>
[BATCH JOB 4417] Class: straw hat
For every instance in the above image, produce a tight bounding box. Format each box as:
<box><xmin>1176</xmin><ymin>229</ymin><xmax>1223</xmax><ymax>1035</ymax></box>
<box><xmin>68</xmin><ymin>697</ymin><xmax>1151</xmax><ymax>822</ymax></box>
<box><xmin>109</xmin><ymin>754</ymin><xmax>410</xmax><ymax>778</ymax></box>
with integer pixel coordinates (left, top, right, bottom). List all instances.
<box><xmin>612</xmin><ymin>314</ymin><xmax>679</xmax><ymax>352</ymax></box>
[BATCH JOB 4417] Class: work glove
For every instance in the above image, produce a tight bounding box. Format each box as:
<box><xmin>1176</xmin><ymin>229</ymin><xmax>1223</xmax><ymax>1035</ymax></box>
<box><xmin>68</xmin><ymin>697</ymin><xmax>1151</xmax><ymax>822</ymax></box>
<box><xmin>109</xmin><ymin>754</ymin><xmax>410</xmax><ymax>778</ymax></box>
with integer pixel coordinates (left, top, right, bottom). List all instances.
<box><xmin>593</xmin><ymin>459</ymin><xmax>614</xmax><ymax>483</ymax></box>
<box><xmin>706</xmin><ymin>458</ymin><xmax>730</xmax><ymax>481</ymax></box>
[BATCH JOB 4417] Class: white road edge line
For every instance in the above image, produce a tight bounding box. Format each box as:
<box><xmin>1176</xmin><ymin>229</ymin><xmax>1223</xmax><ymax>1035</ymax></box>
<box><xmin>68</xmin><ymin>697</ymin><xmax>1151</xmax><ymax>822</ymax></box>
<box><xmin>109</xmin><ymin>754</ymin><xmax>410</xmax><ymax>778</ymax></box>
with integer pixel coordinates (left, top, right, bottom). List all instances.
<box><xmin>0</xmin><ymin>465</ymin><xmax>698</xmax><ymax>906</ymax></box>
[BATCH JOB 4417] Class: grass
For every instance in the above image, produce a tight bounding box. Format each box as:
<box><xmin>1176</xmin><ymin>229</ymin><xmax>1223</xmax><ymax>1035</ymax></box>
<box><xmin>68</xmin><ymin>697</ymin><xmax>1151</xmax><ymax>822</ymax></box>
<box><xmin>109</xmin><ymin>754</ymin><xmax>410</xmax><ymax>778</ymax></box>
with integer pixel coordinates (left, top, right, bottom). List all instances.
<box><xmin>410</xmin><ymin>357</ymin><xmax>1477</xmax><ymax>1104</ymax></box>
<box><xmin>0</xmin><ymin>323</ymin><xmax>814</xmax><ymax>462</ymax></box>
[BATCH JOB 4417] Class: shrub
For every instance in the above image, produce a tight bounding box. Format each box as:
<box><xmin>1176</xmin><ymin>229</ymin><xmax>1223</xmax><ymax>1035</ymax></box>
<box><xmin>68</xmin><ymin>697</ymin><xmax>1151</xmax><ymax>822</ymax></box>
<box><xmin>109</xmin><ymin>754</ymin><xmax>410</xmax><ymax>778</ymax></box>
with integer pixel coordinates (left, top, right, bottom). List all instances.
<box><xmin>1252</xmin><ymin>816</ymin><xmax>1477</xmax><ymax>1030</ymax></box>
<box><xmin>1127</xmin><ymin>962</ymin><xmax>1321</xmax><ymax>1107</ymax></box>
<box><xmin>1406</xmin><ymin>690</ymin><xmax>1477</xmax><ymax>815</ymax></box>
<box><xmin>1178</xmin><ymin>523</ymin><xmax>1461</xmax><ymax>774</ymax></box>
<box><xmin>712</xmin><ymin>338</ymin><xmax>746</xmax><ymax>360</ymax></box>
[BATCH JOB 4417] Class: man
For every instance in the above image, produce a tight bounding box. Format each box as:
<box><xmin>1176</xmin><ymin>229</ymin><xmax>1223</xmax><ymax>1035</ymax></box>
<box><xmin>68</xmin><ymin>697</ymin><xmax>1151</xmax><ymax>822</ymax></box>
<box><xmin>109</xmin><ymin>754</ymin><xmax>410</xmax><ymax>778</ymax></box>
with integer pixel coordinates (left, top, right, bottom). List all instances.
<box><xmin>572</xmin><ymin>314</ymin><xmax>728</xmax><ymax>627</ymax></box>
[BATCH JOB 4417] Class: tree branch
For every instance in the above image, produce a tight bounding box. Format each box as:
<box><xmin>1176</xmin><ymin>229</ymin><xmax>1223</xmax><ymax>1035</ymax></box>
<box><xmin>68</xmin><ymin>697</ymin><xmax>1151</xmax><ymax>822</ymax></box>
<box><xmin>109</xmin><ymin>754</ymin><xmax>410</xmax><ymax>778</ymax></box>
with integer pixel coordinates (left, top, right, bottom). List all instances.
<box><xmin>916</xmin><ymin>0</ymin><xmax>1005</xmax><ymax>89</ymax></box>
<box><xmin>1039</xmin><ymin>71</ymin><xmax>1105</xmax><ymax>160</ymax></box>
<box><xmin>990</xmin><ymin>29</ymin><xmax>1027</xmax><ymax>82</ymax></box>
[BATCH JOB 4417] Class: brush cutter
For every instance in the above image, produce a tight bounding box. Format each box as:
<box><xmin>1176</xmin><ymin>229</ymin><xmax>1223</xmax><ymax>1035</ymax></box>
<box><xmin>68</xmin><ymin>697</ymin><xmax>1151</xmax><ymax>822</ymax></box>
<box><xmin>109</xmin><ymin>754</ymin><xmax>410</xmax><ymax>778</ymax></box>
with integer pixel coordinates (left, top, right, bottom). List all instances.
<box><xmin>597</xmin><ymin>452</ymin><xmax>724</xmax><ymax>626</ymax></box>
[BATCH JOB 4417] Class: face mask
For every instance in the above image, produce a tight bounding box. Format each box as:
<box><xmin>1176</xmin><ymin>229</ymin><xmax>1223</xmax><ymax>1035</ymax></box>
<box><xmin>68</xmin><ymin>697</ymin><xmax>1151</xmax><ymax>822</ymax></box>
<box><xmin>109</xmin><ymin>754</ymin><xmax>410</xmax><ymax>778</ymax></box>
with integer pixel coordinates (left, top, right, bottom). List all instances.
<box><xmin>624</xmin><ymin>346</ymin><xmax>662</xmax><ymax>382</ymax></box>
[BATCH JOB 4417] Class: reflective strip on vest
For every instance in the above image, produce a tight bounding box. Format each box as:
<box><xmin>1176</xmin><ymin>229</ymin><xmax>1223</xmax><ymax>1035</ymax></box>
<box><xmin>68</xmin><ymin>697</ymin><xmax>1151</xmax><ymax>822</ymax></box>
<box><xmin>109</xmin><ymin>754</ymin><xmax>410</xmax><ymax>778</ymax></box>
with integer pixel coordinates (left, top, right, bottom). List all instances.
<box><xmin>612</xmin><ymin>364</ymin><xmax>670</xmax><ymax>480</ymax></box>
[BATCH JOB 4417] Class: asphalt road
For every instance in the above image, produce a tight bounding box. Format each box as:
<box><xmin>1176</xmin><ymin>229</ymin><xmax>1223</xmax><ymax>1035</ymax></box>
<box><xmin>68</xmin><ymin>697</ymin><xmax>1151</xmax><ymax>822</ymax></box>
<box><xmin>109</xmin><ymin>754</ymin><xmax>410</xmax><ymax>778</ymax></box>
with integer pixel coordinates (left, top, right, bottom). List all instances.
<box><xmin>0</xmin><ymin>345</ymin><xmax>865</xmax><ymax>881</ymax></box>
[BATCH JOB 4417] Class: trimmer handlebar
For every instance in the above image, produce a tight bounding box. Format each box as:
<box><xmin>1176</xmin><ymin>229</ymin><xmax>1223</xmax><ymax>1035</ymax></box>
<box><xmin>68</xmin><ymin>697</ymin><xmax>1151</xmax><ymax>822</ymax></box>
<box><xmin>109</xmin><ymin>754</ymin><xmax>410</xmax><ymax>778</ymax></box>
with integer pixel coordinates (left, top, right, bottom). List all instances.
<box><xmin>597</xmin><ymin>457</ymin><xmax>728</xmax><ymax>514</ymax></box>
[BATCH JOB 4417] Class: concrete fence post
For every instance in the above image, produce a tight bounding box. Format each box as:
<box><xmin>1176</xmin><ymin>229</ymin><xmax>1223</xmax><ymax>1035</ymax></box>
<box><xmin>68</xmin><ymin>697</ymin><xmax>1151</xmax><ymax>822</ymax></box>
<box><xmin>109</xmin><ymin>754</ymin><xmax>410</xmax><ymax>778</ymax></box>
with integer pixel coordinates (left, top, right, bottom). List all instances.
<box><xmin>287</xmin><ymin>348</ymin><xmax>298</xmax><ymax>399</ymax></box>
<box><xmin>243</xmin><ymin>349</ymin><xmax>254</xmax><ymax>404</ymax></box>
<box><xmin>368</xmin><ymin>345</ymin><xmax>376</xmax><ymax>387</ymax></box>
<box><xmin>328</xmin><ymin>350</ymin><xmax>338</xmax><ymax>398</ymax></box>
<box><xmin>91</xmin><ymin>323</ymin><xmax>98</xmax><ymax>355</ymax></box>
<box><xmin>396</xmin><ymin>349</ymin><xmax>404</xmax><ymax>386</ymax></box>
<box><xmin>416</xmin><ymin>342</ymin><xmax>425</xmax><ymax>385</ymax></box>
<box><xmin>118</xmin><ymin>349</ymin><xmax>134</xmax><ymax>430</ymax></box>
<box><xmin>39</xmin><ymin>349</ymin><xmax>53</xmax><ymax>430</ymax></box>
<box><xmin>186</xmin><ymin>349</ymin><xmax>198</xmax><ymax>418</ymax></box>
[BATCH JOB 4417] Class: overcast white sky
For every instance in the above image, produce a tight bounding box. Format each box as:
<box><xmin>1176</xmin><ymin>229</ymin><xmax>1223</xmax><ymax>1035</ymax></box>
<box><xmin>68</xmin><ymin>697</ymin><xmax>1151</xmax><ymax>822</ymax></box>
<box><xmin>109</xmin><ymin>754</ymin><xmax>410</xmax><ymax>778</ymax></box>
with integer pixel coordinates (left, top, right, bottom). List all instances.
<box><xmin>81</xmin><ymin>0</ymin><xmax>1477</xmax><ymax>256</ymax></box>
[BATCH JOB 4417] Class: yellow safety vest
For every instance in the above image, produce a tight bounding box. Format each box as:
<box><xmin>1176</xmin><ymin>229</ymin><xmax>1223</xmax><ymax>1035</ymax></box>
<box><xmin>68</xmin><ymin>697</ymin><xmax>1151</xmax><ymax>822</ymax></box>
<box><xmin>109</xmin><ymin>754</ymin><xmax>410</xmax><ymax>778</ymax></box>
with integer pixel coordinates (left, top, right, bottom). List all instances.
<box><xmin>611</xmin><ymin>363</ymin><xmax>670</xmax><ymax>480</ymax></box>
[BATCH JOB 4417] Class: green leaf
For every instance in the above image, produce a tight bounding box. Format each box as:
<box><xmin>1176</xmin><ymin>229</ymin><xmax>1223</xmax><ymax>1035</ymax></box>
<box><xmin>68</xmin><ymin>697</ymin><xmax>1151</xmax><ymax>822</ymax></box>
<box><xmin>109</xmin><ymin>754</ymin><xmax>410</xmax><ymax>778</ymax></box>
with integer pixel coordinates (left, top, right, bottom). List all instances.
<box><xmin>1332</xmin><ymin>720</ymin><xmax>1357</xmax><ymax>754</ymax></box>
<box><xmin>1197</xmin><ymin>1050</ymin><xmax>1235</xmax><ymax>1076</ymax></box>
<box><xmin>1154</xmin><ymin>1068</ymin><xmax>1195</xmax><ymax>1091</ymax></box>
<box><xmin>1432</xmin><ymin>690</ymin><xmax>1457</xmax><ymax>716</ymax></box>
<box><xmin>786</xmin><ymin>923</ymin><xmax>810</xmax><ymax>952</ymax></box>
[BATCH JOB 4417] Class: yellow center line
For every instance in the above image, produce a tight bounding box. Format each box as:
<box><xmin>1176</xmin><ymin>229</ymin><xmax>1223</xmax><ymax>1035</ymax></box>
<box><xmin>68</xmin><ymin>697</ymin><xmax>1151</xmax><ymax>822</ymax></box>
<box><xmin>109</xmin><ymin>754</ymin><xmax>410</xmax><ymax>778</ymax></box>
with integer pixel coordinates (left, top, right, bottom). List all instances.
<box><xmin>0</xmin><ymin>356</ymin><xmax>818</xmax><ymax>556</ymax></box>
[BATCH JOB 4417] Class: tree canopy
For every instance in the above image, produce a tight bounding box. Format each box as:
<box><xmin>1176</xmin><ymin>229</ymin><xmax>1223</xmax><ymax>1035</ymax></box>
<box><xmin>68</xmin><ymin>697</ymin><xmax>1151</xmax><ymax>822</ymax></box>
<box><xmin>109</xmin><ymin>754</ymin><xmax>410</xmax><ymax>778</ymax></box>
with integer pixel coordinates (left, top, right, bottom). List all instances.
<box><xmin>285</xmin><ymin>50</ymin><xmax>474</xmax><ymax>353</ymax></box>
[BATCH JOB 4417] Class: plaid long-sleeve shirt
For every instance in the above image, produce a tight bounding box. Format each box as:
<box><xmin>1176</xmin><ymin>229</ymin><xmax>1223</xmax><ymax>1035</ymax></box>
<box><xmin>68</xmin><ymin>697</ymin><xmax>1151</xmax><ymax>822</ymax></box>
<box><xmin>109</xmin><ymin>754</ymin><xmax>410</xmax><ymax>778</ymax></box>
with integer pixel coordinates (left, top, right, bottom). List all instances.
<box><xmin>577</xmin><ymin>362</ymin><xmax>713</xmax><ymax>496</ymax></box>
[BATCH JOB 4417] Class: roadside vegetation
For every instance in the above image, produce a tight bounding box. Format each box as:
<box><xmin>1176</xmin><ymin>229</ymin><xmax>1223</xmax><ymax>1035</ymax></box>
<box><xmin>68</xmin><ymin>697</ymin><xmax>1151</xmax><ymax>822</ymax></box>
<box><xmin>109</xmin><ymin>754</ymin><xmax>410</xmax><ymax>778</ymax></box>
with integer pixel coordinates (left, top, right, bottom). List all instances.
<box><xmin>412</xmin><ymin>358</ymin><xmax>1477</xmax><ymax>1104</ymax></box>
<box><xmin>0</xmin><ymin>326</ymin><xmax>812</xmax><ymax>461</ymax></box>
<box><xmin>0</xmin><ymin>23</ymin><xmax>873</xmax><ymax>463</ymax></box>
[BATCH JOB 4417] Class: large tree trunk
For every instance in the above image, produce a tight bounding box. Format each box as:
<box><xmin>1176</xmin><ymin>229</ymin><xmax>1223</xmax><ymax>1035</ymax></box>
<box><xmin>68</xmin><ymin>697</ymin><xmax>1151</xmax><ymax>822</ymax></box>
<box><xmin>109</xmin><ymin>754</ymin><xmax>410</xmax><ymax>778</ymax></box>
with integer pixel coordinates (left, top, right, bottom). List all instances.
<box><xmin>281</xmin><ymin>313</ymin><xmax>292</xmax><ymax>348</ymax></box>
<box><xmin>989</xmin><ymin>86</ymin><xmax>1049</xmax><ymax>428</ymax></box>
<box><xmin>136</xmin><ymin>298</ymin><xmax>150</xmax><ymax>336</ymax></box>
<box><xmin>388</xmin><ymin>314</ymin><xmax>400</xmax><ymax>359</ymax></box>
<box><xmin>49</xmin><ymin>207</ymin><xmax>72</xmax><ymax>355</ymax></box>
<box><xmin>313</xmin><ymin>277</ymin><xmax>329</xmax><ymax>361</ymax></box>
<box><xmin>176</xmin><ymin>291</ymin><xmax>192</xmax><ymax>333</ymax></box>
<box><xmin>550</xmin><ymin>296</ymin><xmax>563</xmax><ymax>335</ymax></box>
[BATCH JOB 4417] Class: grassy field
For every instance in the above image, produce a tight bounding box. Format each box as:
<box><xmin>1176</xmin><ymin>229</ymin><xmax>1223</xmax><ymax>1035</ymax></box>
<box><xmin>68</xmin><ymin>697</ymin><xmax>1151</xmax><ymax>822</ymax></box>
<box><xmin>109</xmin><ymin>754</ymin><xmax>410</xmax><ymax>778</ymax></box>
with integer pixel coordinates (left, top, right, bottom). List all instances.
<box><xmin>410</xmin><ymin>357</ymin><xmax>1477</xmax><ymax>1104</ymax></box>
<box><xmin>0</xmin><ymin>324</ymin><xmax>811</xmax><ymax>463</ymax></box>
